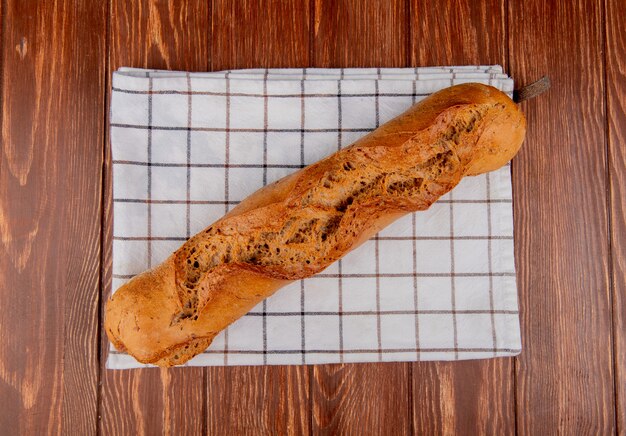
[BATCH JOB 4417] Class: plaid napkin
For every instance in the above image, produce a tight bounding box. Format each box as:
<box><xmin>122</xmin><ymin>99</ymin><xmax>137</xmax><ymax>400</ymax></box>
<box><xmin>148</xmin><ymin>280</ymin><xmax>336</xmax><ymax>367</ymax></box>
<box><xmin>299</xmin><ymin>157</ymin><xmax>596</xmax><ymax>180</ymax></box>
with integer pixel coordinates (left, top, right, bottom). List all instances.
<box><xmin>107</xmin><ymin>66</ymin><xmax>521</xmax><ymax>369</ymax></box>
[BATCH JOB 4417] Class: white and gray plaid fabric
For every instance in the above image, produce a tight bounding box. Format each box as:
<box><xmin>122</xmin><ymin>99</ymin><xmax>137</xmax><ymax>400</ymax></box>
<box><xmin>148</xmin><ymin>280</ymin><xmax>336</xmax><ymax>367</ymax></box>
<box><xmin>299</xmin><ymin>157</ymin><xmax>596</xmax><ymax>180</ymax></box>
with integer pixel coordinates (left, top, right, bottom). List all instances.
<box><xmin>107</xmin><ymin>66</ymin><xmax>521</xmax><ymax>369</ymax></box>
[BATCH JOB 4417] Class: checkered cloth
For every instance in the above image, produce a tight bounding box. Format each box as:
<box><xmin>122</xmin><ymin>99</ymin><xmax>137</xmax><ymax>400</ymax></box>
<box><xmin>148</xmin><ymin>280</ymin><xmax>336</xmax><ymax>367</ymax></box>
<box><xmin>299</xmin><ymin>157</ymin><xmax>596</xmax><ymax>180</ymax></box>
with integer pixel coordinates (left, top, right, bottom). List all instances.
<box><xmin>107</xmin><ymin>66</ymin><xmax>521</xmax><ymax>369</ymax></box>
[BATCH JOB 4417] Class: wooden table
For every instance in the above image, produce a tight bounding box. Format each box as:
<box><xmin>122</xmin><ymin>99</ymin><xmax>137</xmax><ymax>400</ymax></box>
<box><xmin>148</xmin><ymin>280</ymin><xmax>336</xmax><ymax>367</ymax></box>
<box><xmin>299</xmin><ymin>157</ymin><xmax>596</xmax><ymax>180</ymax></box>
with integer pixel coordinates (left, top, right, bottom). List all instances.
<box><xmin>1</xmin><ymin>1</ymin><xmax>623</xmax><ymax>434</ymax></box>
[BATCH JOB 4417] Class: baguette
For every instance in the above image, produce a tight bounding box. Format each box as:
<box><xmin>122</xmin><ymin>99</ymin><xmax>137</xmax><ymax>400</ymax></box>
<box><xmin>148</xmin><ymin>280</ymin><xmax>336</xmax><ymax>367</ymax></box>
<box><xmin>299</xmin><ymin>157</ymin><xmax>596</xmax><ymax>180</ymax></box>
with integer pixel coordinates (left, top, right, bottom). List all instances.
<box><xmin>105</xmin><ymin>83</ymin><xmax>526</xmax><ymax>366</ymax></box>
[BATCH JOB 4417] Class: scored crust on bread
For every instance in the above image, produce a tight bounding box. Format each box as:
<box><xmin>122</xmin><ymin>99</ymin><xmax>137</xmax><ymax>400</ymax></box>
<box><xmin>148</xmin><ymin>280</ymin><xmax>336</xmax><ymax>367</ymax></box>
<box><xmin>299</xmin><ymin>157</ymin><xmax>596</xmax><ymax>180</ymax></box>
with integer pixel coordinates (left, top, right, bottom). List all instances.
<box><xmin>105</xmin><ymin>83</ymin><xmax>526</xmax><ymax>366</ymax></box>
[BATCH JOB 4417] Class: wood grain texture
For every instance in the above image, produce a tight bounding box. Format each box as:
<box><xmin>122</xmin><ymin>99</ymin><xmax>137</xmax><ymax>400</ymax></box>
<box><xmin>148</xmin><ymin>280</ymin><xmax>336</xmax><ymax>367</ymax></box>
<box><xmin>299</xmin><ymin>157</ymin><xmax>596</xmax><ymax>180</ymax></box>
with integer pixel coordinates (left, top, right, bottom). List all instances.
<box><xmin>312</xmin><ymin>364</ymin><xmax>410</xmax><ymax>434</ymax></box>
<box><xmin>311</xmin><ymin>1</ymin><xmax>411</xmax><ymax>434</ymax></box>
<box><xmin>206</xmin><ymin>366</ymin><xmax>310</xmax><ymax>435</ymax></box>
<box><xmin>412</xmin><ymin>361</ymin><xmax>514</xmax><ymax>435</ymax></box>
<box><xmin>509</xmin><ymin>0</ymin><xmax>615</xmax><ymax>433</ymax></box>
<box><xmin>0</xmin><ymin>0</ymin><xmax>105</xmax><ymax>434</ymax></box>
<box><xmin>101</xmin><ymin>368</ymin><xmax>204</xmax><ymax>435</ymax></box>
<box><xmin>207</xmin><ymin>2</ymin><xmax>311</xmax><ymax>434</ymax></box>
<box><xmin>409</xmin><ymin>1</ymin><xmax>515</xmax><ymax>434</ymax></box>
<box><xmin>606</xmin><ymin>0</ymin><xmax>626</xmax><ymax>433</ymax></box>
<box><xmin>313</xmin><ymin>0</ymin><xmax>408</xmax><ymax>67</ymax></box>
<box><xmin>110</xmin><ymin>0</ymin><xmax>209</xmax><ymax>71</ymax></box>
<box><xmin>100</xmin><ymin>1</ymin><xmax>209</xmax><ymax>434</ymax></box>
<box><xmin>410</xmin><ymin>0</ymin><xmax>506</xmax><ymax>66</ymax></box>
<box><xmin>211</xmin><ymin>0</ymin><xmax>311</xmax><ymax>70</ymax></box>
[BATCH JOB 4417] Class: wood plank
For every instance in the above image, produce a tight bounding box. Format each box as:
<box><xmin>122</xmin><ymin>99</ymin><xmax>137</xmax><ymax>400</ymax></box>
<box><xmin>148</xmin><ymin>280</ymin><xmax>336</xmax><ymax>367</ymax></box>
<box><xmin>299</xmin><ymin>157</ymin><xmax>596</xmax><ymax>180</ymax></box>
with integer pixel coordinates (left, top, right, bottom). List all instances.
<box><xmin>606</xmin><ymin>0</ymin><xmax>626</xmax><ymax>432</ymax></box>
<box><xmin>211</xmin><ymin>0</ymin><xmax>311</xmax><ymax>70</ymax></box>
<box><xmin>311</xmin><ymin>1</ymin><xmax>411</xmax><ymax>434</ymax></box>
<box><xmin>313</xmin><ymin>364</ymin><xmax>410</xmax><ymax>434</ymax></box>
<box><xmin>0</xmin><ymin>0</ymin><xmax>105</xmax><ymax>433</ymax></box>
<box><xmin>207</xmin><ymin>366</ymin><xmax>310</xmax><ymax>435</ymax></box>
<box><xmin>206</xmin><ymin>1</ymin><xmax>312</xmax><ymax>434</ymax></box>
<box><xmin>408</xmin><ymin>1</ymin><xmax>515</xmax><ymax>434</ymax></box>
<box><xmin>100</xmin><ymin>1</ymin><xmax>209</xmax><ymax>434</ymax></box>
<box><xmin>410</xmin><ymin>0</ymin><xmax>506</xmax><ymax>66</ymax></box>
<box><xmin>101</xmin><ymin>368</ymin><xmax>204</xmax><ymax>435</ymax></box>
<box><xmin>508</xmin><ymin>0</ymin><xmax>615</xmax><ymax>433</ymax></box>
<box><xmin>313</xmin><ymin>0</ymin><xmax>408</xmax><ymax>68</ymax></box>
<box><xmin>110</xmin><ymin>0</ymin><xmax>209</xmax><ymax>71</ymax></box>
<box><xmin>412</xmin><ymin>361</ymin><xmax>514</xmax><ymax>434</ymax></box>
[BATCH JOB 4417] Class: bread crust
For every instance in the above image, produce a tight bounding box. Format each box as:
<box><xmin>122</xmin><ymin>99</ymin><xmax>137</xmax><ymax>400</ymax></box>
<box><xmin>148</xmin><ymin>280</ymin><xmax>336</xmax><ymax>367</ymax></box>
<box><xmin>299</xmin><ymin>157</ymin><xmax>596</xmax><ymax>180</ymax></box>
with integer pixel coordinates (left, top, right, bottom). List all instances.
<box><xmin>105</xmin><ymin>83</ymin><xmax>526</xmax><ymax>366</ymax></box>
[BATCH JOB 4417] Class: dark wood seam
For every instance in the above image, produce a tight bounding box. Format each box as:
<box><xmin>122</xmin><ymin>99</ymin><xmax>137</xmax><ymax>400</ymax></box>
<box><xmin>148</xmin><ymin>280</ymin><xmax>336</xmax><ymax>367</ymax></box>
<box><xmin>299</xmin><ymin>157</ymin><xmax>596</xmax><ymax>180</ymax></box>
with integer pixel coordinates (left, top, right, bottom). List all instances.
<box><xmin>96</xmin><ymin>1</ymin><xmax>112</xmax><ymax>435</ymax></box>
<box><xmin>405</xmin><ymin>0</ymin><xmax>411</xmax><ymax>68</ymax></box>
<box><xmin>309</xmin><ymin>0</ymin><xmax>315</xmax><ymax>68</ymax></box>
<box><xmin>504</xmin><ymin>0</ymin><xmax>520</xmax><ymax>434</ymax></box>
<box><xmin>0</xmin><ymin>0</ymin><xmax>6</xmax><ymax>183</ymax></box>
<box><xmin>603</xmin><ymin>0</ymin><xmax>619</xmax><ymax>432</ymax></box>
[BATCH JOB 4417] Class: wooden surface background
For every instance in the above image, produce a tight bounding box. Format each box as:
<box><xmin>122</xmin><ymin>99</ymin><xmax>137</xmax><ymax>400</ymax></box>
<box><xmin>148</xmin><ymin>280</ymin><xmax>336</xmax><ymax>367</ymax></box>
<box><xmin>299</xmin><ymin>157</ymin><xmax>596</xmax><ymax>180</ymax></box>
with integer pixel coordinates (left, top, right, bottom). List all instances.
<box><xmin>0</xmin><ymin>0</ymin><xmax>623</xmax><ymax>434</ymax></box>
